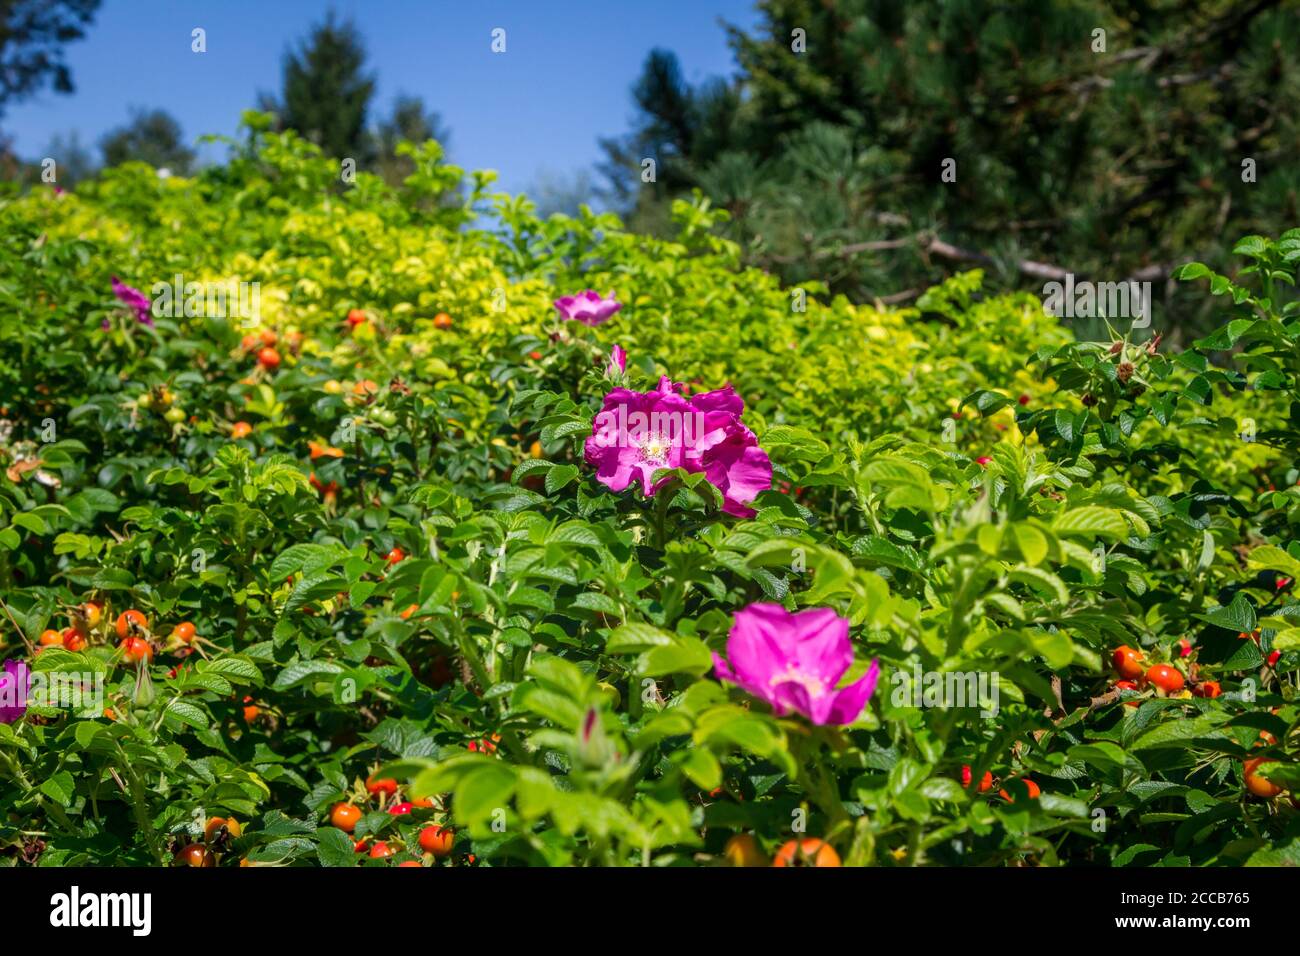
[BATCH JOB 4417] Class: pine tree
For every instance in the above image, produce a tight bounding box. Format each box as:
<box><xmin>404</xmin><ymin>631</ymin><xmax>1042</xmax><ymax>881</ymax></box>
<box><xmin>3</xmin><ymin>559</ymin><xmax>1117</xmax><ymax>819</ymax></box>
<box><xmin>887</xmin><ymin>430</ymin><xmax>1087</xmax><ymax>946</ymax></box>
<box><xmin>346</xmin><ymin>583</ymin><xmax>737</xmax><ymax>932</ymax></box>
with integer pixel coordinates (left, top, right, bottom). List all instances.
<box><xmin>264</xmin><ymin>12</ymin><xmax>376</xmax><ymax>162</ymax></box>
<box><xmin>605</xmin><ymin>0</ymin><xmax>1300</xmax><ymax>334</ymax></box>
<box><xmin>597</xmin><ymin>49</ymin><xmax>723</xmax><ymax>221</ymax></box>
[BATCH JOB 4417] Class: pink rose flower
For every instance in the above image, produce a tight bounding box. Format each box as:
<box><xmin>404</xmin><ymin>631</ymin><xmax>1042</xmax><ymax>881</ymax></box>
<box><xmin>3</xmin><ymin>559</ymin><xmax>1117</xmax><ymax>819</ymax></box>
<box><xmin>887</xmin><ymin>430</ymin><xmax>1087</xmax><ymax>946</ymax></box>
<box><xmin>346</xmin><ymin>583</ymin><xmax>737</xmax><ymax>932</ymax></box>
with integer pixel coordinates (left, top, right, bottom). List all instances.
<box><xmin>606</xmin><ymin>344</ymin><xmax>627</xmax><ymax>377</ymax></box>
<box><xmin>112</xmin><ymin>276</ymin><xmax>153</xmax><ymax>327</ymax></box>
<box><xmin>583</xmin><ymin>378</ymin><xmax>703</xmax><ymax>496</ymax></box>
<box><xmin>0</xmin><ymin>660</ymin><xmax>30</xmax><ymax>725</ymax></box>
<box><xmin>683</xmin><ymin>384</ymin><xmax>772</xmax><ymax>517</ymax></box>
<box><xmin>584</xmin><ymin>377</ymin><xmax>772</xmax><ymax>515</ymax></box>
<box><xmin>713</xmin><ymin>604</ymin><xmax>880</xmax><ymax>725</ymax></box>
<box><xmin>555</xmin><ymin>290</ymin><xmax>622</xmax><ymax>326</ymax></box>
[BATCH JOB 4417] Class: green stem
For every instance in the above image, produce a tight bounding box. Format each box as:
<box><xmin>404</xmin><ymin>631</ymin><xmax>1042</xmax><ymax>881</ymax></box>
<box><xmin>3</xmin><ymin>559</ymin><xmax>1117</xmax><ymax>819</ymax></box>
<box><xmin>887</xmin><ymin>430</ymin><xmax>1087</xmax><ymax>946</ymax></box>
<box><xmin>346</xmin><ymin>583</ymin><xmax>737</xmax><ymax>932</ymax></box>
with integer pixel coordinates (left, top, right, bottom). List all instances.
<box><xmin>456</xmin><ymin>624</ymin><xmax>494</xmax><ymax>691</ymax></box>
<box><xmin>113</xmin><ymin>742</ymin><xmax>166</xmax><ymax>864</ymax></box>
<box><xmin>792</xmin><ymin>729</ymin><xmax>849</xmax><ymax>828</ymax></box>
<box><xmin>811</xmin><ymin>753</ymin><xmax>849</xmax><ymax>827</ymax></box>
<box><xmin>0</xmin><ymin>748</ymin><xmax>32</xmax><ymax>790</ymax></box>
<box><xmin>496</xmin><ymin>728</ymin><xmax>532</xmax><ymax>765</ymax></box>
<box><xmin>651</xmin><ymin>490</ymin><xmax>671</xmax><ymax>551</ymax></box>
<box><xmin>628</xmin><ymin>671</ymin><xmax>644</xmax><ymax>721</ymax></box>
<box><xmin>902</xmin><ymin>821</ymin><xmax>922</xmax><ymax>866</ymax></box>
<box><xmin>38</xmin><ymin>795</ymin><xmax>78</xmax><ymax>835</ymax></box>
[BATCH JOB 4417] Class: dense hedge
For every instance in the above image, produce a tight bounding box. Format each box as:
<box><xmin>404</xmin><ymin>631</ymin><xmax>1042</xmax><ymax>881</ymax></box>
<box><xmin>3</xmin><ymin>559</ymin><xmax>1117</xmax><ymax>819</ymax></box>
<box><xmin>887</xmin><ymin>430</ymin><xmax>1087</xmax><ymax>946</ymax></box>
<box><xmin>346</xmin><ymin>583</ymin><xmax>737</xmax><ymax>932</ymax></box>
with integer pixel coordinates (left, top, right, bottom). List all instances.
<box><xmin>0</xmin><ymin>117</ymin><xmax>1296</xmax><ymax>867</ymax></box>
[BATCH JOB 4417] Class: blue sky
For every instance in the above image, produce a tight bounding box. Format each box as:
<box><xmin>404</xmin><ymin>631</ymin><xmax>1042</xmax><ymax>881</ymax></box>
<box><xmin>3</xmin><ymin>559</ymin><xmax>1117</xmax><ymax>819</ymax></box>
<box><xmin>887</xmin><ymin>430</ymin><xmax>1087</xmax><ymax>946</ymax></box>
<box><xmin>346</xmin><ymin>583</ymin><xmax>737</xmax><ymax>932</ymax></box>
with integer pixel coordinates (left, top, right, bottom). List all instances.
<box><xmin>3</xmin><ymin>0</ymin><xmax>760</xmax><ymax>195</ymax></box>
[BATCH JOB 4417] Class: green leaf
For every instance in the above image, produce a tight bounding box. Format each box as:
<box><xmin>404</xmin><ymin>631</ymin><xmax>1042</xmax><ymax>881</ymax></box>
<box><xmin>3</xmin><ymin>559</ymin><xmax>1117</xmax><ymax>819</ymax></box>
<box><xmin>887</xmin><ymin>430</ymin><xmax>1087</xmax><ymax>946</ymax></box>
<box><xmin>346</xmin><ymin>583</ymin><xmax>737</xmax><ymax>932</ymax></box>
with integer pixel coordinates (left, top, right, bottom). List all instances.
<box><xmin>204</xmin><ymin>656</ymin><xmax>262</xmax><ymax>683</ymax></box>
<box><xmin>678</xmin><ymin>747</ymin><xmax>722</xmax><ymax>791</ymax></box>
<box><xmin>1051</xmin><ymin>506</ymin><xmax>1128</xmax><ymax>541</ymax></box>
<box><xmin>1007</xmin><ymin>566</ymin><xmax>1070</xmax><ymax>604</ymax></box>
<box><xmin>165</xmin><ymin>699</ymin><xmax>210</xmax><ymax>731</ymax></box>
<box><xmin>1196</xmin><ymin>593</ymin><xmax>1255</xmax><ymax>634</ymax></box>
<box><xmin>606</xmin><ymin>623</ymin><xmax>678</xmax><ymax>653</ymax></box>
<box><xmin>548</xmin><ymin>521</ymin><xmax>603</xmax><ymax>549</ymax></box>
<box><xmin>850</xmin><ymin>535</ymin><xmax>924</xmax><ymax>572</ymax></box>
<box><xmin>570</xmin><ymin>591</ymin><xmax>621</xmax><ymax>615</ymax></box>
<box><xmin>316</xmin><ymin>826</ymin><xmax>357</xmax><ymax>867</ymax></box>
<box><xmin>1245</xmin><ymin>840</ymin><xmax>1300</xmax><ymax>866</ymax></box>
<box><xmin>39</xmin><ymin>770</ymin><xmax>76</xmax><ymax>806</ymax></box>
<box><xmin>1054</xmin><ymin>409</ymin><xmax>1078</xmax><ymax>443</ymax></box>
<box><xmin>1067</xmin><ymin>742</ymin><xmax>1135</xmax><ymax>774</ymax></box>
<box><xmin>90</xmin><ymin>568</ymin><xmax>135</xmax><ymax>590</ymax></box>
<box><xmin>272</xmin><ymin>659</ymin><xmax>346</xmax><ymax>689</ymax></box>
<box><xmin>544</xmin><ymin>464</ymin><xmax>579</xmax><ymax>494</ymax></box>
<box><xmin>1131</xmin><ymin>715</ymin><xmax>1230</xmax><ymax>751</ymax></box>
<box><xmin>1245</xmin><ymin>546</ymin><xmax>1300</xmax><ymax>581</ymax></box>
<box><xmin>1174</xmin><ymin>262</ymin><xmax>1211</xmax><ymax>280</ymax></box>
<box><xmin>10</xmin><ymin>512</ymin><xmax>46</xmax><ymax>534</ymax></box>
<box><xmin>453</xmin><ymin>763</ymin><xmax>517</xmax><ymax>825</ymax></box>
<box><xmin>639</xmin><ymin>637</ymin><xmax>713</xmax><ymax>677</ymax></box>
<box><xmin>1232</xmin><ymin>235</ymin><xmax>1269</xmax><ymax>260</ymax></box>
<box><xmin>1273</xmin><ymin>628</ymin><xmax>1300</xmax><ymax>652</ymax></box>
<box><xmin>1011</xmin><ymin>524</ymin><xmax>1049</xmax><ymax>566</ymax></box>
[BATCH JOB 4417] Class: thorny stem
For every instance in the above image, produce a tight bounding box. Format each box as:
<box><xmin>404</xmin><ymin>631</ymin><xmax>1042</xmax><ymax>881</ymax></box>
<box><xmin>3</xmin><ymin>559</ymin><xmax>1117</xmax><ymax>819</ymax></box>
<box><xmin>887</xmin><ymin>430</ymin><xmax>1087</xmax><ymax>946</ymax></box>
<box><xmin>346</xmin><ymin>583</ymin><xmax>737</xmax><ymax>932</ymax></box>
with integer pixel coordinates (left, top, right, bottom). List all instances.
<box><xmin>0</xmin><ymin>747</ymin><xmax>32</xmax><ymax>790</ymax></box>
<box><xmin>791</xmin><ymin>728</ymin><xmax>850</xmax><ymax>829</ymax></box>
<box><xmin>455</xmin><ymin>621</ymin><xmax>494</xmax><ymax>692</ymax></box>
<box><xmin>650</xmin><ymin>486</ymin><xmax>672</xmax><ymax>552</ymax></box>
<box><xmin>454</xmin><ymin>620</ymin><xmax>531</xmax><ymax>765</ymax></box>
<box><xmin>112</xmin><ymin>741</ymin><xmax>167</xmax><ymax>864</ymax></box>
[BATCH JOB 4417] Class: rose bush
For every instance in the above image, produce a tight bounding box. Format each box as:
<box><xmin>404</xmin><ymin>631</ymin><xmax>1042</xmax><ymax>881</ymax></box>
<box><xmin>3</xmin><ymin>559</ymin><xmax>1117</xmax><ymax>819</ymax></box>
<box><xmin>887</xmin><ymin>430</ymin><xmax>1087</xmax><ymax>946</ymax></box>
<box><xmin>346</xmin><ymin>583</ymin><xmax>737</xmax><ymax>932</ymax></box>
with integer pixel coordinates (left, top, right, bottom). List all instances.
<box><xmin>0</xmin><ymin>114</ymin><xmax>1296</xmax><ymax>867</ymax></box>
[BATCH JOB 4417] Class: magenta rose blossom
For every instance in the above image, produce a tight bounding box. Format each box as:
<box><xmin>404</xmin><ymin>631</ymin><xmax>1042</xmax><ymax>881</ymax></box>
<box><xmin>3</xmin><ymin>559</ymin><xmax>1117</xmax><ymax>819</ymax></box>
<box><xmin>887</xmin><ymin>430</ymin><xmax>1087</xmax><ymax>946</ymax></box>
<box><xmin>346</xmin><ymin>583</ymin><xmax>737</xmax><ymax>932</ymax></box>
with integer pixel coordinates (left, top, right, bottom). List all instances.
<box><xmin>0</xmin><ymin>660</ymin><xmax>31</xmax><ymax>725</ymax></box>
<box><xmin>685</xmin><ymin>384</ymin><xmax>772</xmax><ymax>517</ymax></box>
<box><xmin>112</xmin><ymin>276</ymin><xmax>154</xmax><ymax>327</ymax></box>
<box><xmin>554</xmin><ymin>290</ymin><xmax>622</xmax><ymax>326</ymax></box>
<box><xmin>606</xmin><ymin>344</ymin><xmax>627</xmax><ymax>377</ymax></box>
<box><xmin>713</xmin><ymin>604</ymin><xmax>880</xmax><ymax>725</ymax></box>
<box><xmin>584</xmin><ymin>378</ymin><xmax>701</xmax><ymax>496</ymax></box>
<box><xmin>585</xmin><ymin>376</ymin><xmax>772</xmax><ymax>514</ymax></box>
